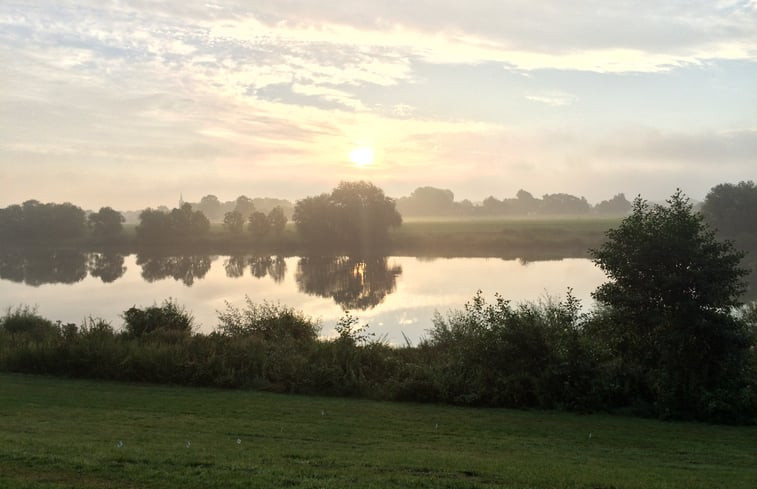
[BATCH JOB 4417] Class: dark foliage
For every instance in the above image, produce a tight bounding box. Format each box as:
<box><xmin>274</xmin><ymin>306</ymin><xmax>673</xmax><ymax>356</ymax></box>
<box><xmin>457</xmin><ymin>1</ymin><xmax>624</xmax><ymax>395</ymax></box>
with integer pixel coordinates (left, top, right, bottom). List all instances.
<box><xmin>88</xmin><ymin>206</ymin><xmax>124</xmax><ymax>239</ymax></box>
<box><xmin>293</xmin><ymin>181</ymin><xmax>402</xmax><ymax>247</ymax></box>
<box><xmin>701</xmin><ymin>181</ymin><xmax>757</xmax><ymax>237</ymax></box>
<box><xmin>136</xmin><ymin>204</ymin><xmax>210</xmax><ymax>243</ymax></box>
<box><xmin>590</xmin><ymin>190</ymin><xmax>754</xmax><ymax>420</ymax></box>
<box><xmin>0</xmin><ymin>200</ymin><xmax>87</xmax><ymax>241</ymax></box>
<box><xmin>122</xmin><ymin>299</ymin><xmax>194</xmax><ymax>339</ymax></box>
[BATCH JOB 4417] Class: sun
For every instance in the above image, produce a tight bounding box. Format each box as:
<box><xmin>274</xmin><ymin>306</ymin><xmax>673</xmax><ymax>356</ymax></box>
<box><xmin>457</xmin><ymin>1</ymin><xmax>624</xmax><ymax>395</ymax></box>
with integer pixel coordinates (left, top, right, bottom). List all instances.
<box><xmin>349</xmin><ymin>146</ymin><xmax>374</xmax><ymax>167</ymax></box>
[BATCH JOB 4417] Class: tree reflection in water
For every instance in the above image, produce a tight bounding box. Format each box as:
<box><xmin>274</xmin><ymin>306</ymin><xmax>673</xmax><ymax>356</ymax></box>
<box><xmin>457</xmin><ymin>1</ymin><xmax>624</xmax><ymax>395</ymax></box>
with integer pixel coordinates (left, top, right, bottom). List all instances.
<box><xmin>88</xmin><ymin>252</ymin><xmax>127</xmax><ymax>283</ymax></box>
<box><xmin>137</xmin><ymin>254</ymin><xmax>214</xmax><ymax>286</ymax></box>
<box><xmin>295</xmin><ymin>256</ymin><xmax>402</xmax><ymax>310</ymax></box>
<box><xmin>0</xmin><ymin>249</ymin><xmax>88</xmax><ymax>286</ymax></box>
<box><xmin>223</xmin><ymin>255</ymin><xmax>287</xmax><ymax>283</ymax></box>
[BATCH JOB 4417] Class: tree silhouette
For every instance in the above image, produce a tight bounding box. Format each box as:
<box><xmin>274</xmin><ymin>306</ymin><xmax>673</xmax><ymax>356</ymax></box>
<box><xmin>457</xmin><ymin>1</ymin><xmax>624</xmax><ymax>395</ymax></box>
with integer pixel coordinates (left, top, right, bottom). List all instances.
<box><xmin>293</xmin><ymin>181</ymin><xmax>401</xmax><ymax>248</ymax></box>
<box><xmin>88</xmin><ymin>207</ymin><xmax>125</xmax><ymax>239</ymax></box>
<box><xmin>590</xmin><ymin>190</ymin><xmax>751</xmax><ymax>418</ymax></box>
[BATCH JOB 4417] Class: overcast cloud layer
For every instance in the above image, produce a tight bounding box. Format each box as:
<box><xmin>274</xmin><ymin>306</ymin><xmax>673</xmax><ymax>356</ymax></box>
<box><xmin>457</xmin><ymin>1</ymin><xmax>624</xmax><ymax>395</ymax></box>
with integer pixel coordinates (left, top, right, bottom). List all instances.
<box><xmin>1</xmin><ymin>0</ymin><xmax>756</xmax><ymax>208</ymax></box>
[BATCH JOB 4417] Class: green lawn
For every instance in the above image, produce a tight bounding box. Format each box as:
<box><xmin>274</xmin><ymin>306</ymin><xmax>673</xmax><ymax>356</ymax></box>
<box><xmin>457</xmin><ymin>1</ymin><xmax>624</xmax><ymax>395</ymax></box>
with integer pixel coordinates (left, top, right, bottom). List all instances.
<box><xmin>1</xmin><ymin>374</ymin><xmax>754</xmax><ymax>488</ymax></box>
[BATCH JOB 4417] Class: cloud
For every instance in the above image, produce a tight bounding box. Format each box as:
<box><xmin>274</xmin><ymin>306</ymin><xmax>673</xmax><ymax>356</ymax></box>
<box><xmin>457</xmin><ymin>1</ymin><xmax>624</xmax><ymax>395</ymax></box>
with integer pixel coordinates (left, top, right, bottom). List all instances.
<box><xmin>525</xmin><ymin>91</ymin><xmax>577</xmax><ymax>107</ymax></box>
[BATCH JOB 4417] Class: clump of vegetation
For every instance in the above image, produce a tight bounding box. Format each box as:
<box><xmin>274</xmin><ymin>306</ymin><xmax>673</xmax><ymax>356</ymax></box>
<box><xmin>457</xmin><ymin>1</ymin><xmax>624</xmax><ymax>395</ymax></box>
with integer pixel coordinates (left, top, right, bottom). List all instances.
<box><xmin>122</xmin><ymin>299</ymin><xmax>195</xmax><ymax>339</ymax></box>
<box><xmin>293</xmin><ymin>181</ymin><xmax>402</xmax><ymax>248</ymax></box>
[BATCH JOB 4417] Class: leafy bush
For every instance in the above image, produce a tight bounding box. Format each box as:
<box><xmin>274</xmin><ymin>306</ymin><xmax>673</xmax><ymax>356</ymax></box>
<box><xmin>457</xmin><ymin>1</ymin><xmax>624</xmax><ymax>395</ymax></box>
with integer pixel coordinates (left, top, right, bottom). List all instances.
<box><xmin>216</xmin><ymin>297</ymin><xmax>318</xmax><ymax>343</ymax></box>
<box><xmin>122</xmin><ymin>299</ymin><xmax>194</xmax><ymax>340</ymax></box>
<box><xmin>0</xmin><ymin>305</ymin><xmax>58</xmax><ymax>340</ymax></box>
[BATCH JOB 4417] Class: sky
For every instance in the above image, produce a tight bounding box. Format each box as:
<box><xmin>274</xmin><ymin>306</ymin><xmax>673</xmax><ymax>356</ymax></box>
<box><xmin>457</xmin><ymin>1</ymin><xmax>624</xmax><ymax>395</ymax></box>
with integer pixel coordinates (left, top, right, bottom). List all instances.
<box><xmin>1</xmin><ymin>0</ymin><xmax>756</xmax><ymax>210</ymax></box>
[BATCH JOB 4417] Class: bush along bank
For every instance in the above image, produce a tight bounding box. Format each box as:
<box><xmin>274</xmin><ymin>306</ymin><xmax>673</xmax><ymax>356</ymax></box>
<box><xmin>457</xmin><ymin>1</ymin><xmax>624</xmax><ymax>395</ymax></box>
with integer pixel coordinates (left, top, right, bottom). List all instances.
<box><xmin>1</xmin><ymin>295</ymin><xmax>755</xmax><ymax>424</ymax></box>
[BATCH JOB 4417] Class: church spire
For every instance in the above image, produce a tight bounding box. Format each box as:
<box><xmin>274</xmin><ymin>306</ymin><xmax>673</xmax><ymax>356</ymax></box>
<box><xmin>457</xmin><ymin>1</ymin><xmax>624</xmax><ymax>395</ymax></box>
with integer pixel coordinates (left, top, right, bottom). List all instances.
<box><xmin>179</xmin><ymin>193</ymin><xmax>184</xmax><ymax>208</ymax></box>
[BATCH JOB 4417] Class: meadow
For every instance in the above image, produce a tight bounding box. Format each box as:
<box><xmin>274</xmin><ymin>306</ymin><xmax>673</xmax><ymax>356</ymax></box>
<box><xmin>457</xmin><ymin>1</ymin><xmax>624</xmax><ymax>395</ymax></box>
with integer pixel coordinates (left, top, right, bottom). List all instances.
<box><xmin>1</xmin><ymin>373</ymin><xmax>755</xmax><ymax>489</ymax></box>
<box><xmin>106</xmin><ymin>217</ymin><xmax>618</xmax><ymax>257</ymax></box>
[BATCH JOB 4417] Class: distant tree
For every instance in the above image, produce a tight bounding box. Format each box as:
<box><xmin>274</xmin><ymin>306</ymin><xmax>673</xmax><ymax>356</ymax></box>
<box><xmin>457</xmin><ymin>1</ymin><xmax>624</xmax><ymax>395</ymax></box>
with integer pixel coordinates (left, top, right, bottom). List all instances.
<box><xmin>267</xmin><ymin>206</ymin><xmax>287</xmax><ymax>236</ymax></box>
<box><xmin>248</xmin><ymin>211</ymin><xmax>270</xmax><ymax>238</ymax></box>
<box><xmin>88</xmin><ymin>207</ymin><xmax>124</xmax><ymax>239</ymax></box>
<box><xmin>136</xmin><ymin>204</ymin><xmax>209</xmax><ymax>243</ymax></box>
<box><xmin>195</xmin><ymin>194</ymin><xmax>223</xmax><ymax>221</ymax></box>
<box><xmin>594</xmin><ymin>193</ymin><xmax>632</xmax><ymax>215</ymax></box>
<box><xmin>233</xmin><ymin>196</ymin><xmax>256</xmax><ymax>220</ymax></box>
<box><xmin>396</xmin><ymin>186</ymin><xmax>457</xmax><ymax>217</ymax></box>
<box><xmin>482</xmin><ymin>196</ymin><xmax>506</xmax><ymax>215</ymax></box>
<box><xmin>515</xmin><ymin>189</ymin><xmax>540</xmax><ymax>215</ymax></box>
<box><xmin>223</xmin><ymin>211</ymin><xmax>244</xmax><ymax>234</ymax></box>
<box><xmin>541</xmin><ymin>193</ymin><xmax>591</xmax><ymax>215</ymax></box>
<box><xmin>589</xmin><ymin>190</ymin><xmax>753</xmax><ymax>420</ymax></box>
<box><xmin>701</xmin><ymin>181</ymin><xmax>757</xmax><ymax>236</ymax></box>
<box><xmin>135</xmin><ymin>208</ymin><xmax>172</xmax><ymax>242</ymax></box>
<box><xmin>292</xmin><ymin>194</ymin><xmax>334</xmax><ymax>244</ymax></box>
<box><xmin>170</xmin><ymin>203</ymin><xmax>210</xmax><ymax>238</ymax></box>
<box><xmin>294</xmin><ymin>182</ymin><xmax>402</xmax><ymax>247</ymax></box>
<box><xmin>0</xmin><ymin>200</ymin><xmax>88</xmax><ymax>240</ymax></box>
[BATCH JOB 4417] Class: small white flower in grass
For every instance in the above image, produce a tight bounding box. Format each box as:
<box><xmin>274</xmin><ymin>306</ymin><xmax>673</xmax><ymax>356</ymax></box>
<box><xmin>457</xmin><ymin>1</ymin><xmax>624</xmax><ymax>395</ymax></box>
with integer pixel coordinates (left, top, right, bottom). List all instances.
<box><xmin>236</xmin><ymin>438</ymin><xmax>241</xmax><ymax>445</ymax></box>
<box><xmin>116</xmin><ymin>440</ymin><xmax>123</xmax><ymax>448</ymax></box>
<box><xmin>434</xmin><ymin>423</ymin><xmax>438</xmax><ymax>431</ymax></box>
<box><xmin>589</xmin><ymin>433</ymin><xmax>592</xmax><ymax>439</ymax></box>
<box><xmin>321</xmin><ymin>410</ymin><xmax>325</xmax><ymax>416</ymax></box>
<box><xmin>186</xmin><ymin>440</ymin><xmax>191</xmax><ymax>448</ymax></box>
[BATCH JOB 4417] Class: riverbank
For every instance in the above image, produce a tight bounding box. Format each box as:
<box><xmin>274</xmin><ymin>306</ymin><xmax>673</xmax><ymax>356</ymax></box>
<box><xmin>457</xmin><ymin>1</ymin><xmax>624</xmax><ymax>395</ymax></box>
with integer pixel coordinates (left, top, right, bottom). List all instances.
<box><xmin>0</xmin><ymin>217</ymin><xmax>619</xmax><ymax>258</ymax></box>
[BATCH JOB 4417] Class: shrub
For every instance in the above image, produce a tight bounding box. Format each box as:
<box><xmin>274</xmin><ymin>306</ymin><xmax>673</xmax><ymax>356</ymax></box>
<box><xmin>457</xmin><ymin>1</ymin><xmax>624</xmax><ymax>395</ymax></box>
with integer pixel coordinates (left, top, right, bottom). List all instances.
<box><xmin>122</xmin><ymin>299</ymin><xmax>194</xmax><ymax>340</ymax></box>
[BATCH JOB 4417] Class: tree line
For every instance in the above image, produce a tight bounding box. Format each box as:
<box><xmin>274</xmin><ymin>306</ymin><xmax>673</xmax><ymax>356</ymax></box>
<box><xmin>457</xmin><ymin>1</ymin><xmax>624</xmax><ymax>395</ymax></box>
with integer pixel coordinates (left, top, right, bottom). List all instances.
<box><xmin>396</xmin><ymin>187</ymin><xmax>634</xmax><ymax>217</ymax></box>
<box><xmin>1</xmin><ymin>189</ymin><xmax>756</xmax><ymax>422</ymax></box>
<box><xmin>1</xmin><ymin>181</ymin><xmax>756</xmax><ymax>249</ymax></box>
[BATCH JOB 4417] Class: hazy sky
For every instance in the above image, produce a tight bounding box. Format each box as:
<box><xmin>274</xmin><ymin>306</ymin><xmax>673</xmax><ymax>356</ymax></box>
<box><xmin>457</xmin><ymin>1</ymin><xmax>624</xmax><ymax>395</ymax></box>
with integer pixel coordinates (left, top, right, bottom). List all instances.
<box><xmin>2</xmin><ymin>1</ymin><xmax>756</xmax><ymax>209</ymax></box>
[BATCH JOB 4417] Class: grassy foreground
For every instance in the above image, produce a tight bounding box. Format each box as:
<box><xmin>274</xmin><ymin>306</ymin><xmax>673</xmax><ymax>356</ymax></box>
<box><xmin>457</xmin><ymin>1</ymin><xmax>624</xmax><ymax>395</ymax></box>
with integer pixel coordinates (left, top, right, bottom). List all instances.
<box><xmin>1</xmin><ymin>374</ymin><xmax>755</xmax><ymax>489</ymax></box>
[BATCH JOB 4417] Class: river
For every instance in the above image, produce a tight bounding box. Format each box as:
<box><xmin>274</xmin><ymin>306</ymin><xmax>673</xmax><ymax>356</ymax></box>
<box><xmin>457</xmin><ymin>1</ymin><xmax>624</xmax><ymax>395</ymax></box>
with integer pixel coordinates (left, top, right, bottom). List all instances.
<box><xmin>0</xmin><ymin>250</ymin><xmax>613</xmax><ymax>344</ymax></box>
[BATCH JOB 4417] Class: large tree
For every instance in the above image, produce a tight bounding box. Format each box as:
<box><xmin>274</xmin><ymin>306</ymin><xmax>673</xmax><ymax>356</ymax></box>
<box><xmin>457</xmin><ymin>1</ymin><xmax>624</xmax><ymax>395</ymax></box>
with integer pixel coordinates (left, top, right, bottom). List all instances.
<box><xmin>589</xmin><ymin>190</ymin><xmax>753</xmax><ymax>419</ymax></box>
<box><xmin>88</xmin><ymin>207</ymin><xmax>124</xmax><ymax>239</ymax></box>
<box><xmin>294</xmin><ymin>181</ymin><xmax>401</xmax><ymax>247</ymax></box>
<box><xmin>701</xmin><ymin>181</ymin><xmax>757</xmax><ymax>237</ymax></box>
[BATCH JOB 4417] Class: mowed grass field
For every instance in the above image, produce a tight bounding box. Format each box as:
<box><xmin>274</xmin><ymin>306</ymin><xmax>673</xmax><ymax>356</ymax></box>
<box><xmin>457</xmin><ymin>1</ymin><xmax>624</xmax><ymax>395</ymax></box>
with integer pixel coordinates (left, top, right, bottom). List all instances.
<box><xmin>1</xmin><ymin>374</ymin><xmax>755</xmax><ymax>489</ymax></box>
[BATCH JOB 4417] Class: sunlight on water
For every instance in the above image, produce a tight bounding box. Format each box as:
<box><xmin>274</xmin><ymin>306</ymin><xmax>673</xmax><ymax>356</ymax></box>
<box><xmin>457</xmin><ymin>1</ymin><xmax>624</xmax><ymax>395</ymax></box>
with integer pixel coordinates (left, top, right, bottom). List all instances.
<box><xmin>0</xmin><ymin>254</ymin><xmax>607</xmax><ymax>344</ymax></box>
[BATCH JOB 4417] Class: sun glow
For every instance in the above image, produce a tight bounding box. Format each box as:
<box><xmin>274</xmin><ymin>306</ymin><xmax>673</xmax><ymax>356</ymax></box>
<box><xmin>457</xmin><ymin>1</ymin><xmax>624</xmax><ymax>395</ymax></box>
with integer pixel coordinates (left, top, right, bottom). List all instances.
<box><xmin>349</xmin><ymin>146</ymin><xmax>375</xmax><ymax>166</ymax></box>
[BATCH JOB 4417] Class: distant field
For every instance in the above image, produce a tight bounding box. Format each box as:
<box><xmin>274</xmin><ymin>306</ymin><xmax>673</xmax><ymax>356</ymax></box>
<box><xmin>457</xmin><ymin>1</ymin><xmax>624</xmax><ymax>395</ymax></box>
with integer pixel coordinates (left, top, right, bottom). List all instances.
<box><xmin>1</xmin><ymin>373</ymin><xmax>754</xmax><ymax>489</ymax></box>
<box><xmin>111</xmin><ymin>217</ymin><xmax>619</xmax><ymax>257</ymax></box>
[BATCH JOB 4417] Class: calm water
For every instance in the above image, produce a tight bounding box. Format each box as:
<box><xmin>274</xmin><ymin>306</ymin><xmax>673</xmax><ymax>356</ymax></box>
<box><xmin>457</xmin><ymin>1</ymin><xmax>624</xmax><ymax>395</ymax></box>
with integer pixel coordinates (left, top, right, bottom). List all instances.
<box><xmin>0</xmin><ymin>251</ymin><xmax>608</xmax><ymax>343</ymax></box>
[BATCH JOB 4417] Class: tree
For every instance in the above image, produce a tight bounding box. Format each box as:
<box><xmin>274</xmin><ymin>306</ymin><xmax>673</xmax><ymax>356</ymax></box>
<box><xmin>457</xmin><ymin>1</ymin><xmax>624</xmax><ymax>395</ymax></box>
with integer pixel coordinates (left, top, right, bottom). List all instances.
<box><xmin>396</xmin><ymin>186</ymin><xmax>458</xmax><ymax>217</ymax></box>
<box><xmin>88</xmin><ymin>207</ymin><xmax>124</xmax><ymax>239</ymax></box>
<box><xmin>136</xmin><ymin>204</ymin><xmax>209</xmax><ymax>243</ymax></box>
<box><xmin>223</xmin><ymin>211</ymin><xmax>244</xmax><ymax>234</ymax></box>
<box><xmin>196</xmin><ymin>194</ymin><xmax>223</xmax><ymax>221</ymax></box>
<box><xmin>248</xmin><ymin>211</ymin><xmax>270</xmax><ymax>239</ymax></box>
<box><xmin>233</xmin><ymin>195</ymin><xmax>256</xmax><ymax>220</ymax></box>
<box><xmin>294</xmin><ymin>181</ymin><xmax>402</xmax><ymax>247</ymax></box>
<box><xmin>701</xmin><ymin>181</ymin><xmax>757</xmax><ymax>236</ymax></box>
<box><xmin>595</xmin><ymin>193</ymin><xmax>632</xmax><ymax>215</ymax></box>
<box><xmin>541</xmin><ymin>193</ymin><xmax>591</xmax><ymax>215</ymax></box>
<box><xmin>267</xmin><ymin>206</ymin><xmax>287</xmax><ymax>236</ymax></box>
<box><xmin>589</xmin><ymin>190</ymin><xmax>752</xmax><ymax>419</ymax></box>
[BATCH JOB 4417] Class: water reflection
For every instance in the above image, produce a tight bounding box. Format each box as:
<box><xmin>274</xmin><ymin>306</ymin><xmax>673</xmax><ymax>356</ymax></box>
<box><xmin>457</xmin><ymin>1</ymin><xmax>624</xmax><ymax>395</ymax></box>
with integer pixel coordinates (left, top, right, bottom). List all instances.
<box><xmin>296</xmin><ymin>256</ymin><xmax>402</xmax><ymax>310</ymax></box>
<box><xmin>223</xmin><ymin>255</ymin><xmax>287</xmax><ymax>282</ymax></box>
<box><xmin>0</xmin><ymin>249</ymin><xmax>88</xmax><ymax>286</ymax></box>
<box><xmin>136</xmin><ymin>254</ymin><xmax>214</xmax><ymax>286</ymax></box>
<box><xmin>88</xmin><ymin>252</ymin><xmax>127</xmax><ymax>283</ymax></box>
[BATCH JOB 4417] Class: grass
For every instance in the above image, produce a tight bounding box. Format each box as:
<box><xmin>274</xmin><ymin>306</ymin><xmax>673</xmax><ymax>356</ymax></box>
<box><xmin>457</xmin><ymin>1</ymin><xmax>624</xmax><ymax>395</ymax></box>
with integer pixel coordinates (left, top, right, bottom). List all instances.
<box><xmin>1</xmin><ymin>373</ymin><xmax>754</xmax><ymax>489</ymax></box>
